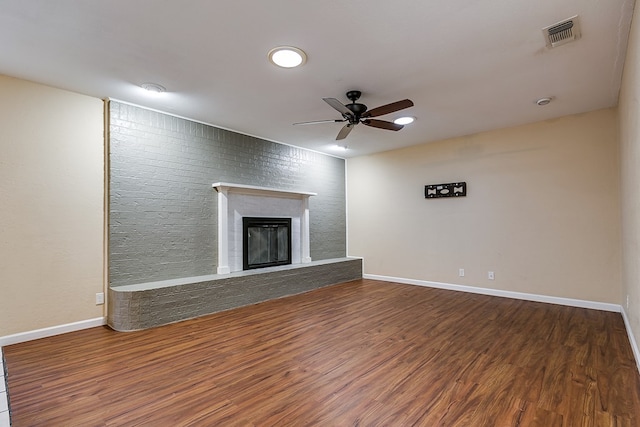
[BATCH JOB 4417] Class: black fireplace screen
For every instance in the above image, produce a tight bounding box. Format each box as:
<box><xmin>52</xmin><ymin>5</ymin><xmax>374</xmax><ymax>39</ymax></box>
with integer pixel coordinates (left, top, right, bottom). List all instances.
<box><xmin>242</xmin><ymin>217</ymin><xmax>292</xmax><ymax>270</ymax></box>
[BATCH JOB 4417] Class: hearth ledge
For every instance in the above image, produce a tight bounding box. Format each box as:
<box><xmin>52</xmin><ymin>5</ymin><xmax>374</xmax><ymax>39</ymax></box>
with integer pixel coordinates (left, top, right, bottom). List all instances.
<box><xmin>108</xmin><ymin>257</ymin><xmax>362</xmax><ymax>331</ymax></box>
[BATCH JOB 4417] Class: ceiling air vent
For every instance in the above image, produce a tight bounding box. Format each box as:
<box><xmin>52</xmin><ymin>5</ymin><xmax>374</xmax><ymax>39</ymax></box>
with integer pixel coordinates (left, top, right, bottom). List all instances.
<box><xmin>542</xmin><ymin>15</ymin><xmax>581</xmax><ymax>48</ymax></box>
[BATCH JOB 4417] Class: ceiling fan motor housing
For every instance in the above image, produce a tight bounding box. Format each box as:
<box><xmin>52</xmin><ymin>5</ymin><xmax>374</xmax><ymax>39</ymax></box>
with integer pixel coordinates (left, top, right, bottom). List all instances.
<box><xmin>345</xmin><ymin>102</ymin><xmax>368</xmax><ymax>122</ymax></box>
<box><xmin>344</xmin><ymin>90</ymin><xmax>367</xmax><ymax>122</ymax></box>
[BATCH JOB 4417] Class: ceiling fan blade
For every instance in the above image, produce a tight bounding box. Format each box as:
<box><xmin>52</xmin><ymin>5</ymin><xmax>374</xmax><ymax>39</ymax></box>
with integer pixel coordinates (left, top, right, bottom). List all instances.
<box><xmin>362</xmin><ymin>119</ymin><xmax>404</xmax><ymax>131</ymax></box>
<box><xmin>323</xmin><ymin>98</ymin><xmax>355</xmax><ymax>118</ymax></box>
<box><xmin>293</xmin><ymin>119</ymin><xmax>344</xmax><ymax>126</ymax></box>
<box><xmin>362</xmin><ymin>99</ymin><xmax>414</xmax><ymax>118</ymax></box>
<box><xmin>336</xmin><ymin>123</ymin><xmax>354</xmax><ymax>140</ymax></box>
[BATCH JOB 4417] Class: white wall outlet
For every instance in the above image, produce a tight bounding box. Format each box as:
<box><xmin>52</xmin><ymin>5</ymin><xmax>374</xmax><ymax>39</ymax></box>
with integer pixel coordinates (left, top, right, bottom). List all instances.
<box><xmin>459</xmin><ymin>268</ymin><xmax>465</xmax><ymax>277</ymax></box>
<box><xmin>96</xmin><ymin>292</ymin><xmax>105</xmax><ymax>305</ymax></box>
<box><xmin>488</xmin><ymin>271</ymin><xmax>495</xmax><ymax>280</ymax></box>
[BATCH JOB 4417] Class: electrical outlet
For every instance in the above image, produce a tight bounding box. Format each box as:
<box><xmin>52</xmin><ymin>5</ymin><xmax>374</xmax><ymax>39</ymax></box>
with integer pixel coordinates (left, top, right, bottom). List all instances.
<box><xmin>459</xmin><ymin>268</ymin><xmax>465</xmax><ymax>277</ymax></box>
<box><xmin>96</xmin><ymin>292</ymin><xmax>105</xmax><ymax>305</ymax></box>
<box><xmin>488</xmin><ymin>271</ymin><xmax>495</xmax><ymax>280</ymax></box>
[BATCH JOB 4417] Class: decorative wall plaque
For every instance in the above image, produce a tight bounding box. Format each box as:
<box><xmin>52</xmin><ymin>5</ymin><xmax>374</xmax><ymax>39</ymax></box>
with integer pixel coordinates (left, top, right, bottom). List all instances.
<box><xmin>425</xmin><ymin>182</ymin><xmax>467</xmax><ymax>199</ymax></box>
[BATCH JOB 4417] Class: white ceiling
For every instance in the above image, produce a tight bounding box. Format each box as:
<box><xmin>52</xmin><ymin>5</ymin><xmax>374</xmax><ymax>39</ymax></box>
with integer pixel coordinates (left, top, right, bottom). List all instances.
<box><xmin>0</xmin><ymin>0</ymin><xmax>635</xmax><ymax>158</ymax></box>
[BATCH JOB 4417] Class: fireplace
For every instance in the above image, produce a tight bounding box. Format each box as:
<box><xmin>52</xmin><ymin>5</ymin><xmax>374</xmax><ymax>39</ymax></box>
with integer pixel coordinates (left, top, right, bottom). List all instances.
<box><xmin>243</xmin><ymin>217</ymin><xmax>292</xmax><ymax>270</ymax></box>
<box><xmin>213</xmin><ymin>182</ymin><xmax>315</xmax><ymax>274</ymax></box>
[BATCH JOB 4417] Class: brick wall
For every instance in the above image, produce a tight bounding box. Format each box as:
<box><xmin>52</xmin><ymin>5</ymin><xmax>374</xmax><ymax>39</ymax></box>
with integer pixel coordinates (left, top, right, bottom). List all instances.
<box><xmin>109</xmin><ymin>101</ymin><xmax>346</xmax><ymax>286</ymax></box>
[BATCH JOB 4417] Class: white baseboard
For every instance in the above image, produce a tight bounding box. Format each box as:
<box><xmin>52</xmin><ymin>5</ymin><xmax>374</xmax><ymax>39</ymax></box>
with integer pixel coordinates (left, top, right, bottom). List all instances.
<box><xmin>363</xmin><ymin>274</ymin><xmax>621</xmax><ymax>312</ymax></box>
<box><xmin>621</xmin><ymin>307</ymin><xmax>640</xmax><ymax>375</ymax></box>
<box><xmin>0</xmin><ymin>317</ymin><xmax>107</xmax><ymax>347</ymax></box>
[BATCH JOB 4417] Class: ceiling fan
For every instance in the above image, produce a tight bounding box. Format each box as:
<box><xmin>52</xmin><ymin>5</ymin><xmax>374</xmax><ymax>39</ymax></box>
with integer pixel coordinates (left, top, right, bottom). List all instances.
<box><xmin>294</xmin><ymin>90</ymin><xmax>414</xmax><ymax>140</ymax></box>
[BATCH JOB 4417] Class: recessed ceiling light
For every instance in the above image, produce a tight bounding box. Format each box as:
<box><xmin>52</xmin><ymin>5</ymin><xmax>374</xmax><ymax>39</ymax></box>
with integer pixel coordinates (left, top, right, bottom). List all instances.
<box><xmin>268</xmin><ymin>46</ymin><xmax>307</xmax><ymax>68</ymax></box>
<box><xmin>332</xmin><ymin>144</ymin><xmax>348</xmax><ymax>151</ymax></box>
<box><xmin>394</xmin><ymin>116</ymin><xmax>415</xmax><ymax>125</ymax></box>
<box><xmin>536</xmin><ymin>97</ymin><xmax>553</xmax><ymax>106</ymax></box>
<box><xmin>141</xmin><ymin>82</ymin><xmax>166</xmax><ymax>94</ymax></box>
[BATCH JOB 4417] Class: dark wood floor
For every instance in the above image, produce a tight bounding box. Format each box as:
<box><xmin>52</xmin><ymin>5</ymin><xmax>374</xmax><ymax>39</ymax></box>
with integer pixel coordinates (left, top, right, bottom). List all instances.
<box><xmin>4</xmin><ymin>279</ymin><xmax>640</xmax><ymax>426</ymax></box>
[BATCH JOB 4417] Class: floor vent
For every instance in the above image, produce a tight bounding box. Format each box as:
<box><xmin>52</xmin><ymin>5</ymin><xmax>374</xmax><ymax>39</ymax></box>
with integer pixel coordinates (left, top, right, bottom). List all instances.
<box><xmin>543</xmin><ymin>15</ymin><xmax>581</xmax><ymax>48</ymax></box>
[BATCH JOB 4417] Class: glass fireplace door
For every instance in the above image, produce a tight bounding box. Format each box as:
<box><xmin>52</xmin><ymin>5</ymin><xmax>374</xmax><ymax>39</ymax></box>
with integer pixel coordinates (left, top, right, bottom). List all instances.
<box><xmin>243</xmin><ymin>217</ymin><xmax>292</xmax><ymax>270</ymax></box>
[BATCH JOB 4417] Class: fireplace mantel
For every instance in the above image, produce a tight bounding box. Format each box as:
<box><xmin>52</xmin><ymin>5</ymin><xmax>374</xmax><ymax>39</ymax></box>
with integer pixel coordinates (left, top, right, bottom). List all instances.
<box><xmin>212</xmin><ymin>182</ymin><xmax>317</xmax><ymax>274</ymax></box>
<box><xmin>212</xmin><ymin>182</ymin><xmax>317</xmax><ymax>198</ymax></box>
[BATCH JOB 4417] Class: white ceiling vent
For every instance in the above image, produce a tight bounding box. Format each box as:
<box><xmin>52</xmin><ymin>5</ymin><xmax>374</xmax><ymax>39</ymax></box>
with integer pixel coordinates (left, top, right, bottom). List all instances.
<box><xmin>542</xmin><ymin>15</ymin><xmax>581</xmax><ymax>48</ymax></box>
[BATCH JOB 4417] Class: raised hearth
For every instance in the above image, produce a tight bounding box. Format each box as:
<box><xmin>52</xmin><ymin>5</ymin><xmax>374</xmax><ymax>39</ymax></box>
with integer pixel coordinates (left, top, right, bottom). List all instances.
<box><xmin>108</xmin><ymin>257</ymin><xmax>362</xmax><ymax>331</ymax></box>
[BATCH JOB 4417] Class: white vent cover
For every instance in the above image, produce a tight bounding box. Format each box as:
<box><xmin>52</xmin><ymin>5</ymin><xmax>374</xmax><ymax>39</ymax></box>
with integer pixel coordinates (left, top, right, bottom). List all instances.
<box><xmin>542</xmin><ymin>15</ymin><xmax>581</xmax><ymax>48</ymax></box>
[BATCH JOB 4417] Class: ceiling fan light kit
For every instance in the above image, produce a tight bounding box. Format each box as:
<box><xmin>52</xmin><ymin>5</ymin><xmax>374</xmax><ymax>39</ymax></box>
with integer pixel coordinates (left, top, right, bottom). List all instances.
<box><xmin>295</xmin><ymin>90</ymin><xmax>414</xmax><ymax>140</ymax></box>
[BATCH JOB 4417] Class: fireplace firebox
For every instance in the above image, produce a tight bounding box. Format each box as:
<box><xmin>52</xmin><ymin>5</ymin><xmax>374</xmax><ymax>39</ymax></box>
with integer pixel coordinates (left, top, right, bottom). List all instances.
<box><xmin>242</xmin><ymin>217</ymin><xmax>292</xmax><ymax>270</ymax></box>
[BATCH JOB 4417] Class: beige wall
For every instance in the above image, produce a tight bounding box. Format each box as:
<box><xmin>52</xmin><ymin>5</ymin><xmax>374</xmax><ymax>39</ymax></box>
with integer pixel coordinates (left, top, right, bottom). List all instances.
<box><xmin>0</xmin><ymin>65</ymin><xmax>631</xmax><ymax>346</ymax></box>
<box><xmin>0</xmin><ymin>75</ymin><xmax>104</xmax><ymax>336</ymax></box>
<box><xmin>619</xmin><ymin>2</ymin><xmax>640</xmax><ymax>355</ymax></box>
<box><xmin>347</xmin><ymin>108</ymin><xmax>621</xmax><ymax>303</ymax></box>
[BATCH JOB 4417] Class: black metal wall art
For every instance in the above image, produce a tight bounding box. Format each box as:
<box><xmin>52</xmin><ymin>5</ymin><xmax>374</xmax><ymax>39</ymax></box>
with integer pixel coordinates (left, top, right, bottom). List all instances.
<box><xmin>425</xmin><ymin>182</ymin><xmax>467</xmax><ymax>199</ymax></box>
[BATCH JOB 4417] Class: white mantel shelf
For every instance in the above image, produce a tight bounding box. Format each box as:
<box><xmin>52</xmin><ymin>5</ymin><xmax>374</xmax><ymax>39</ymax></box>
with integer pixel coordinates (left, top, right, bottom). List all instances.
<box><xmin>212</xmin><ymin>182</ymin><xmax>317</xmax><ymax>198</ymax></box>
<box><xmin>212</xmin><ymin>182</ymin><xmax>316</xmax><ymax>274</ymax></box>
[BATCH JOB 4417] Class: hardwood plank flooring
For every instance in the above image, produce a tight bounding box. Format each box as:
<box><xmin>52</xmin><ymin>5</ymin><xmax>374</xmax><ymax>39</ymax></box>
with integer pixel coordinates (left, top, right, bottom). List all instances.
<box><xmin>4</xmin><ymin>279</ymin><xmax>640</xmax><ymax>426</ymax></box>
